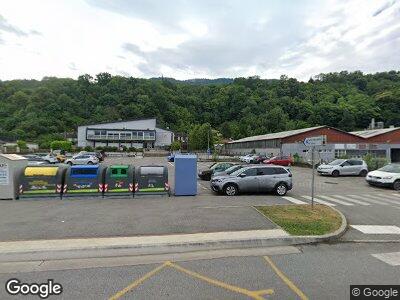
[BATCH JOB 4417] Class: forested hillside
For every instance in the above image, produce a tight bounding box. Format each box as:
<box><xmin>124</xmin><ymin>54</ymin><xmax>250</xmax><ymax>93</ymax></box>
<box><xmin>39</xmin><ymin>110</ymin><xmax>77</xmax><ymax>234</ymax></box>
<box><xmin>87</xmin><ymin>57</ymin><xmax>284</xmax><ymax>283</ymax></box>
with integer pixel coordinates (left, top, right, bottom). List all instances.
<box><xmin>0</xmin><ymin>71</ymin><xmax>399</xmax><ymax>147</ymax></box>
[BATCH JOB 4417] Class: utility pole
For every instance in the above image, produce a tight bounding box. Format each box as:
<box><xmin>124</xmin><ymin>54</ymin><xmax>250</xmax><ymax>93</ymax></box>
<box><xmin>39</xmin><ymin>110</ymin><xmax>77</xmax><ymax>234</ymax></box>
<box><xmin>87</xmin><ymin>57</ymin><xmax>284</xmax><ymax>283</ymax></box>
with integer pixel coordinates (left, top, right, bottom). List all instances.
<box><xmin>207</xmin><ymin>126</ymin><xmax>210</xmax><ymax>159</ymax></box>
<box><xmin>311</xmin><ymin>146</ymin><xmax>315</xmax><ymax>209</ymax></box>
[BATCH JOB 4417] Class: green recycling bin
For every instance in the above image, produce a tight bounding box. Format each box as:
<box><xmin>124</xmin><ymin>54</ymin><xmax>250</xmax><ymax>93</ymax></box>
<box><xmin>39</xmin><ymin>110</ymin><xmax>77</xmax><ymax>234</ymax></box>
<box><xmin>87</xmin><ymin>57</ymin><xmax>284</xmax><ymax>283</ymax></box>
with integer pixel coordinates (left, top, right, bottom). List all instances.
<box><xmin>104</xmin><ymin>165</ymin><xmax>134</xmax><ymax>196</ymax></box>
<box><xmin>134</xmin><ymin>165</ymin><xmax>170</xmax><ymax>196</ymax></box>
<box><xmin>19</xmin><ymin>165</ymin><xmax>66</xmax><ymax>199</ymax></box>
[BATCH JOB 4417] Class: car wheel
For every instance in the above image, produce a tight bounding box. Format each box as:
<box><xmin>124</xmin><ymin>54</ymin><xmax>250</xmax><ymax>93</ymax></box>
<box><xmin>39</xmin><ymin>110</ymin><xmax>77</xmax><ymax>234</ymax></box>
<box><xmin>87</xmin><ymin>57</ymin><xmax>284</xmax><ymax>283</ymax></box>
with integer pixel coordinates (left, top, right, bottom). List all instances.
<box><xmin>87</xmin><ymin>161</ymin><xmax>93</xmax><ymax>165</ymax></box>
<box><xmin>393</xmin><ymin>180</ymin><xmax>400</xmax><ymax>191</ymax></box>
<box><xmin>224</xmin><ymin>184</ymin><xmax>238</xmax><ymax>196</ymax></box>
<box><xmin>359</xmin><ymin>169</ymin><xmax>368</xmax><ymax>177</ymax></box>
<box><xmin>67</xmin><ymin>162</ymin><xmax>72</xmax><ymax>166</ymax></box>
<box><xmin>332</xmin><ymin>170</ymin><xmax>340</xmax><ymax>177</ymax></box>
<box><xmin>275</xmin><ymin>183</ymin><xmax>287</xmax><ymax>196</ymax></box>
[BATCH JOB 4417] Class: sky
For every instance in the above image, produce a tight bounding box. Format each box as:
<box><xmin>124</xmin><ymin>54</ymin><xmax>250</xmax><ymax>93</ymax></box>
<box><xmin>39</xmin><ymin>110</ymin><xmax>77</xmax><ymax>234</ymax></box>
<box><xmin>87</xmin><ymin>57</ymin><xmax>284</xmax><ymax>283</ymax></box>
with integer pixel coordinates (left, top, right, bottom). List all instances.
<box><xmin>0</xmin><ymin>0</ymin><xmax>399</xmax><ymax>81</ymax></box>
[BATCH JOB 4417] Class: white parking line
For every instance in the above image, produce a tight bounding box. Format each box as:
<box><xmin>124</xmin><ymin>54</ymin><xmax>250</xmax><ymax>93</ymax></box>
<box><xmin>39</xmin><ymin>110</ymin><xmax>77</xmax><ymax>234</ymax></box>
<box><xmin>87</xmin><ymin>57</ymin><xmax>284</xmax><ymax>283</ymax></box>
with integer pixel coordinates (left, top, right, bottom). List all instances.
<box><xmin>372</xmin><ymin>252</ymin><xmax>400</xmax><ymax>266</ymax></box>
<box><xmin>168</xmin><ymin>162</ymin><xmax>174</xmax><ymax>167</ymax></box>
<box><xmin>331</xmin><ymin>195</ymin><xmax>370</xmax><ymax>205</ymax></box>
<box><xmin>317</xmin><ymin>195</ymin><xmax>354</xmax><ymax>206</ymax></box>
<box><xmin>282</xmin><ymin>196</ymin><xmax>307</xmax><ymax>205</ymax></box>
<box><xmin>347</xmin><ymin>194</ymin><xmax>389</xmax><ymax>205</ymax></box>
<box><xmin>375</xmin><ymin>194</ymin><xmax>400</xmax><ymax>205</ymax></box>
<box><xmin>302</xmin><ymin>195</ymin><xmax>336</xmax><ymax>206</ymax></box>
<box><xmin>351</xmin><ymin>225</ymin><xmax>400</xmax><ymax>234</ymax></box>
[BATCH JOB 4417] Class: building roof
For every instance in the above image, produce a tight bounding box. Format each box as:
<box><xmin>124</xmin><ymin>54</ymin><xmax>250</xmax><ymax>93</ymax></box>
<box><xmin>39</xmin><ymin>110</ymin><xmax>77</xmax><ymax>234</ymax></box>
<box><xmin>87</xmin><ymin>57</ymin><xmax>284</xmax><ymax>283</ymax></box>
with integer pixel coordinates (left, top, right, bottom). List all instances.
<box><xmin>350</xmin><ymin>127</ymin><xmax>400</xmax><ymax>138</ymax></box>
<box><xmin>228</xmin><ymin>126</ymin><xmax>326</xmax><ymax>143</ymax></box>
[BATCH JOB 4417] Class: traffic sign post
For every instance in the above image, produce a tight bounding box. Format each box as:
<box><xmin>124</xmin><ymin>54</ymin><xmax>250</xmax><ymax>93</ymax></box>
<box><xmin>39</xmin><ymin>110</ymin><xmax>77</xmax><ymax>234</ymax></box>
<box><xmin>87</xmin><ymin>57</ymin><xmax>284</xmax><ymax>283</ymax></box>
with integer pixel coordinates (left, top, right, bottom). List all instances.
<box><xmin>303</xmin><ymin>136</ymin><xmax>325</xmax><ymax>209</ymax></box>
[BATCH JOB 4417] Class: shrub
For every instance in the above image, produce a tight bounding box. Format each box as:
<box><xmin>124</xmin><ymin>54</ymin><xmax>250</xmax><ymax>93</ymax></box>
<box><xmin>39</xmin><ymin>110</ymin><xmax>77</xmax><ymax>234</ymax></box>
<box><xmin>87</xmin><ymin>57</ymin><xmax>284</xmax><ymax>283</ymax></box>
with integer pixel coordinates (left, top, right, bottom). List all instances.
<box><xmin>363</xmin><ymin>153</ymin><xmax>388</xmax><ymax>171</ymax></box>
<box><xmin>170</xmin><ymin>141</ymin><xmax>181</xmax><ymax>151</ymax></box>
<box><xmin>51</xmin><ymin>140</ymin><xmax>72</xmax><ymax>152</ymax></box>
<box><xmin>84</xmin><ymin>146</ymin><xmax>93</xmax><ymax>152</ymax></box>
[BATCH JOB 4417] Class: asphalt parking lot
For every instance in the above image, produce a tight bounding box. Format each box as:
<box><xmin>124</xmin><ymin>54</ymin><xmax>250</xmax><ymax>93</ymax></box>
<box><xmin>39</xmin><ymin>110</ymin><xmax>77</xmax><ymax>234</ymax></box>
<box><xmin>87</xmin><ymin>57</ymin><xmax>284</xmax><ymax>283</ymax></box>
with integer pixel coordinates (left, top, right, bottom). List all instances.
<box><xmin>0</xmin><ymin>156</ymin><xmax>399</xmax><ymax>242</ymax></box>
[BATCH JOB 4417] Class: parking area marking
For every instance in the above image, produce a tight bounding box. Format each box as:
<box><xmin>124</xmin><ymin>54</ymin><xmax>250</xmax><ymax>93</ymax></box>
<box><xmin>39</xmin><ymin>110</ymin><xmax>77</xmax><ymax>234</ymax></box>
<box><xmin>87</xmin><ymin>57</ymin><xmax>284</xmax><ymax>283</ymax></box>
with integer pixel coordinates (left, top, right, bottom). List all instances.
<box><xmin>109</xmin><ymin>260</ymin><xmax>275</xmax><ymax>300</ymax></box>
<box><xmin>109</xmin><ymin>261</ymin><xmax>169</xmax><ymax>300</ymax></box>
<box><xmin>350</xmin><ymin>225</ymin><xmax>400</xmax><ymax>234</ymax></box>
<box><xmin>331</xmin><ymin>195</ymin><xmax>370</xmax><ymax>205</ymax></box>
<box><xmin>264</xmin><ymin>256</ymin><xmax>308</xmax><ymax>300</ymax></box>
<box><xmin>168</xmin><ymin>261</ymin><xmax>274</xmax><ymax>300</ymax></box>
<box><xmin>317</xmin><ymin>195</ymin><xmax>354</xmax><ymax>206</ymax></box>
<box><xmin>372</xmin><ymin>252</ymin><xmax>400</xmax><ymax>266</ymax></box>
<box><xmin>282</xmin><ymin>196</ymin><xmax>307</xmax><ymax>205</ymax></box>
<box><xmin>168</xmin><ymin>162</ymin><xmax>174</xmax><ymax>166</ymax></box>
<box><xmin>301</xmin><ymin>195</ymin><xmax>336</xmax><ymax>206</ymax></box>
<box><xmin>348</xmin><ymin>194</ymin><xmax>389</xmax><ymax>205</ymax></box>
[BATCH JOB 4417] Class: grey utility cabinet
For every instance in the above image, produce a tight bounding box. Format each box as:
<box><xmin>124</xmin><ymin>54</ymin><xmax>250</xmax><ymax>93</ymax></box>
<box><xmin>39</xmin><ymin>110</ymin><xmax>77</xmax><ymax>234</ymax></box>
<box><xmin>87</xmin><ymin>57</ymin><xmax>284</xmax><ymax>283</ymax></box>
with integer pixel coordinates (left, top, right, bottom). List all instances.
<box><xmin>0</xmin><ymin>154</ymin><xmax>27</xmax><ymax>200</ymax></box>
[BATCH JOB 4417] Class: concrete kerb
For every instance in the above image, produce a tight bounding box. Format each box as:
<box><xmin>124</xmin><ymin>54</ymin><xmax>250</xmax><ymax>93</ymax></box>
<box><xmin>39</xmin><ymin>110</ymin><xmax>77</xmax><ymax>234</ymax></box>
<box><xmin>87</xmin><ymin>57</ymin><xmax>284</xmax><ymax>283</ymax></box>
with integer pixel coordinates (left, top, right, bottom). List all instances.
<box><xmin>0</xmin><ymin>208</ymin><xmax>347</xmax><ymax>258</ymax></box>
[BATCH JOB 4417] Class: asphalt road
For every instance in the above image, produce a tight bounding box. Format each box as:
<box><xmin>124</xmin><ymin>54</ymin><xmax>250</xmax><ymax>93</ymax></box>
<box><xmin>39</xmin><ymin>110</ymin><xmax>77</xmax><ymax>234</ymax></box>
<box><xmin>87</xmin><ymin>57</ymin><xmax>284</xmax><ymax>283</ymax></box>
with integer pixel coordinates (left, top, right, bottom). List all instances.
<box><xmin>1</xmin><ymin>156</ymin><xmax>400</xmax><ymax>241</ymax></box>
<box><xmin>0</xmin><ymin>243</ymin><xmax>399</xmax><ymax>299</ymax></box>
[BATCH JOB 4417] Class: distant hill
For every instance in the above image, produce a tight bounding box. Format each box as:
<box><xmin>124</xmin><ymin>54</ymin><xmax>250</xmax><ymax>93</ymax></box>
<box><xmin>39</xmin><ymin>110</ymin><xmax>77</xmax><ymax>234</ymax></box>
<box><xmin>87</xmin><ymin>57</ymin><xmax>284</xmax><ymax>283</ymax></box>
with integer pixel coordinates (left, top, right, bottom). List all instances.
<box><xmin>0</xmin><ymin>71</ymin><xmax>399</xmax><ymax>148</ymax></box>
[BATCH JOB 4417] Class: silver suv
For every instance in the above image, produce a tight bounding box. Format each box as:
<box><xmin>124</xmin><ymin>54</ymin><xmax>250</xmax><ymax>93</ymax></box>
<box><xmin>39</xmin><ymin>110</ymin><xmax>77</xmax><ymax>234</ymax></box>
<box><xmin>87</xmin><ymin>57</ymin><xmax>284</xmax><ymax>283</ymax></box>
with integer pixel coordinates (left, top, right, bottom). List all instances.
<box><xmin>317</xmin><ymin>159</ymin><xmax>368</xmax><ymax>177</ymax></box>
<box><xmin>210</xmin><ymin>165</ymin><xmax>292</xmax><ymax>196</ymax></box>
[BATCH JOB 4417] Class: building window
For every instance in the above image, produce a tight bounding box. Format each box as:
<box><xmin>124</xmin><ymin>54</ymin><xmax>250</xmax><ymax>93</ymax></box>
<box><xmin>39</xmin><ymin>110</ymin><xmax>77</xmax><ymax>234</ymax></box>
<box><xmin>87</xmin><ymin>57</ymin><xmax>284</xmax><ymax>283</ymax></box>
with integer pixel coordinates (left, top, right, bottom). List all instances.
<box><xmin>335</xmin><ymin>149</ymin><xmax>346</xmax><ymax>158</ymax></box>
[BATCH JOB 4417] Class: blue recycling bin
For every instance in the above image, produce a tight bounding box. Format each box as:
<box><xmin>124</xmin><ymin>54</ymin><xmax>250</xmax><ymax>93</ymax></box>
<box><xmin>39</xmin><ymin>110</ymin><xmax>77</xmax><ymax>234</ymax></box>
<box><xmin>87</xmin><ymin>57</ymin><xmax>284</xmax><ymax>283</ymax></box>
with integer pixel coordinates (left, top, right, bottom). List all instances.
<box><xmin>174</xmin><ymin>154</ymin><xmax>197</xmax><ymax>196</ymax></box>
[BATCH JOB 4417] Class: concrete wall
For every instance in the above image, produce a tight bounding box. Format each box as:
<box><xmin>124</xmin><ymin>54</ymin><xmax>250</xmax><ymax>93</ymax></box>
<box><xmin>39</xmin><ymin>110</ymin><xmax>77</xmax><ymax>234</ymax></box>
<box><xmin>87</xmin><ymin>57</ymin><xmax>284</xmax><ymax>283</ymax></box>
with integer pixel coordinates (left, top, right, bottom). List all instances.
<box><xmin>155</xmin><ymin>127</ymin><xmax>174</xmax><ymax>147</ymax></box>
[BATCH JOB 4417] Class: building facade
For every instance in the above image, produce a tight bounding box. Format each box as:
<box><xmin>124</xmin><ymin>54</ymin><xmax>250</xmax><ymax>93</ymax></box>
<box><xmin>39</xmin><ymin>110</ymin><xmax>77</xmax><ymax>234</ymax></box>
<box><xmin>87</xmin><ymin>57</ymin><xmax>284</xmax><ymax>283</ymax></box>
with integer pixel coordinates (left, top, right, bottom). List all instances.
<box><xmin>77</xmin><ymin>118</ymin><xmax>174</xmax><ymax>149</ymax></box>
<box><xmin>224</xmin><ymin>125</ymin><xmax>400</xmax><ymax>162</ymax></box>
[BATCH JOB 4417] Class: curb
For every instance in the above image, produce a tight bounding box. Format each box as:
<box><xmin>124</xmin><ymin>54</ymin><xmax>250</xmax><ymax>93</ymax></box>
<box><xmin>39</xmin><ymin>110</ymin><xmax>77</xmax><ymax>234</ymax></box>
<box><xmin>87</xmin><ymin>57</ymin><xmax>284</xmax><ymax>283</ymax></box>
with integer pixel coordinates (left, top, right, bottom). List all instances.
<box><xmin>0</xmin><ymin>208</ymin><xmax>347</xmax><ymax>259</ymax></box>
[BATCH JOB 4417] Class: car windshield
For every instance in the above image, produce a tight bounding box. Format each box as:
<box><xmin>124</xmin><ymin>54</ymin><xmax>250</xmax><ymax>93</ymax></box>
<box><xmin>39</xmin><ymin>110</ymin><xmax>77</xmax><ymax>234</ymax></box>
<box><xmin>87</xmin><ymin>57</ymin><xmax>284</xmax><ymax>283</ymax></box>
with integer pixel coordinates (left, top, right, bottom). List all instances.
<box><xmin>378</xmin><ymin>164</ymin><xmax>400</xmax><ymax>173</ymax></box>
<box><xmin>328</xmin><ymin>159</ymin><xmax>345</xmax><ymax>165</ymax></box>
<box><xmin>210</xmin><ymin>163</ymin><xmax>222</xmax><ymax>170</ymax></box>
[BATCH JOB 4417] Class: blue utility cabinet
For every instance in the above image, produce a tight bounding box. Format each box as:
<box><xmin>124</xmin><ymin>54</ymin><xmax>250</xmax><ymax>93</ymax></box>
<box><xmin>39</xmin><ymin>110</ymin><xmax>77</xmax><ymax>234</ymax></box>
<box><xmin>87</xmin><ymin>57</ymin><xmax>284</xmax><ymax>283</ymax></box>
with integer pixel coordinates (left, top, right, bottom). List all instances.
<box><xmin>174</xmin><ymin>154</ymin><xmax>197</xmax><ymax>196</ymax></box>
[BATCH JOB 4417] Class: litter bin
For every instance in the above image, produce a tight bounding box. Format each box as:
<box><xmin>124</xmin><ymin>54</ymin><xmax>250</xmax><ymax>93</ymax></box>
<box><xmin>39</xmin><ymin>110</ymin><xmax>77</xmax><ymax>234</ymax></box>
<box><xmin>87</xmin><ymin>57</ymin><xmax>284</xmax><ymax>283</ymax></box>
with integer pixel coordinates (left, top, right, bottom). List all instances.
<box><xmin>0</xmin><ymin>154</ymin><xmax>27</xmax><ymax>200</ymax></box>
<box><xmin>63</xmin><ymin>165</ymin><xmax>106</xmax><ymax>197</ymax></box>
<box><xmin>19</xmin><ymin>165</ymin><xmax>66</xmax><ymax>199</ymax></box>
<box><xmin>134</xmin><ymin>165</ymin><xmax>170</xmax><ymax>196</ymax></box>
<box><xmin>104</xmin><ymin>165</ymin><xmax>134</xmax><ymax>196</ymax></box>
<box><xmin>174</xmin><ymin>154</ymin><xmax>197</xmax><ymax>196</ymax></box>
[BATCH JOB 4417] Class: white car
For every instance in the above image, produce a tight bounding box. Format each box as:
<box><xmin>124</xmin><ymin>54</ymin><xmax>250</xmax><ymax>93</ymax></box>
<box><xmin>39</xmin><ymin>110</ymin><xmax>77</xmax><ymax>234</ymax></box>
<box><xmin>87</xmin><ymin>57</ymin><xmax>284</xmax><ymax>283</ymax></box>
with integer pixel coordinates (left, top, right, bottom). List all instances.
<box><xmin>366</xmin><ymin>163</ymin><xmax>400</xmax><ymax>190</ymax></box>
<box><xmin>317</xmin><ymin>159</ymin><xmax>368</xmax><ymax>177</ymax></box>
<box><xmin>35</xmin><ymin>153</ymin><xmax>58</xmax><ymax>164</ymax></box>
<box><xmin>239</xmin><ymin>154</ymin><xmax>252</xmax><ymax>162</ymax></box>
<box><xmin>243</xmin><ymin>155</ymin><xmax>258</xmax><ymax>164</ymax></box>
<box><xmin>65</xmin><ymin>154</ymin><xmax>99</xmax><ymax>165</ymax></box>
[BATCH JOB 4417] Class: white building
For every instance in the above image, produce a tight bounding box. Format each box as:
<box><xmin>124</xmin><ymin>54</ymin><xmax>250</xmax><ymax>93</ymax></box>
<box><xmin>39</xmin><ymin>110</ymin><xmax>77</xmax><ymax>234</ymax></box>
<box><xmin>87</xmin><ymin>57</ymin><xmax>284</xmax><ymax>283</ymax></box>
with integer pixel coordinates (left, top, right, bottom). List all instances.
<box><xmin>77</xmin><ymin>118</ymin><xmax>174</xmax><ymax>149</ymax></box>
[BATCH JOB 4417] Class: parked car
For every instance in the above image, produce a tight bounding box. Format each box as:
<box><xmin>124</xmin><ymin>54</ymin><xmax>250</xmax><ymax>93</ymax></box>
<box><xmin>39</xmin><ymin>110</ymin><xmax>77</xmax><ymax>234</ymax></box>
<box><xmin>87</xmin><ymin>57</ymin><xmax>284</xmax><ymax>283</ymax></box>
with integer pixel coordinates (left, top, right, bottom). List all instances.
<box><xmin>239</xmin><ymin>154</ymin><xmax>253</xmax><ymax>162</ymax></box>
<box><xmin>253</xmin><ymin>155</ymin><xmax>268</xmax><ymax>164</ymax></box>
<box><xmin>77</xmin><ymin>151</ymin><xmax>105</xmax><ymax>162</ymax></box>
<box><xmin>211</xmin><ymin>165</ymin><xmax>292</xmax><ymax>196</ymax></box>
<box><xmin>263</xmin><ymin>156</ymin><xmax>293</xmax><ymax>166</ymax></box>
<box><xmin>23</xmin><ymin>154</ymin><xmax>47</xmax><ymax>166</ymax></box>
<box><xmin>212</xmin><ymin>164</ymin><xmax>245</xmax><ymax>178</ymax></box>
<box><xmin>35</xmin><ymin>153</ymin><xmax>58</xmax><ymax>164</ymax></box>
<box><xmin>65</xmin><ymin>154</ymin><xmax>99</xmax><ymax>165</ymax></box>
<box><xmin>366</xmin><ymin>163</ymin><xmax>400</xmax><ymax>190</ymax></box>
<box><xmin>242</xmin><ymin>155</ymin><xmax>255</xmax><ymax>164</ymax></box>
<box><xmin>198</xmin><ymin>162</ymin><xmax>235</xmax><ymax>181</ymax></box>
<box><xmin>317</xmin><ymin>159</ymin><xmax>368</xmax><ymax>177</ymax></box>
<box><xmin>167</xmin><ymin>154</ymin><xmax>175</xmax><ymax>162</ymax></box>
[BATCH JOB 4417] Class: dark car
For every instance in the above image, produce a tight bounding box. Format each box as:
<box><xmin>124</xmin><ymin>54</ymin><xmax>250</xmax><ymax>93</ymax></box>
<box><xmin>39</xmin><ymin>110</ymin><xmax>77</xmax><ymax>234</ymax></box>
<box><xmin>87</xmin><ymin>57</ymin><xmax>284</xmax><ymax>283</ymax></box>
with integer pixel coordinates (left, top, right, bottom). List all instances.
<box><xmin>198</xmin><ymin>162</ymin><xmax>235</xmax><ymax>181</ymax></box>
<box><xmin>253</xmin><ymin>155</ymin><xmax>268</xmax><ymax>164</ymax></box>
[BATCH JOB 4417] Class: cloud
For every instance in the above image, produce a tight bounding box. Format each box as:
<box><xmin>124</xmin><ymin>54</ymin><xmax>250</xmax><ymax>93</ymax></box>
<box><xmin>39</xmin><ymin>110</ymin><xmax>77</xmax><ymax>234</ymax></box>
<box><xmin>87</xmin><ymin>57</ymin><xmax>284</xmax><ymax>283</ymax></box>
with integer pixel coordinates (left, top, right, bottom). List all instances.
<box><xmin>68</xmin><ymin>62</ymin><xmax>78</xmax><ymax>71</ymax></box>
<box><xmin>0</xmin><ymin>14</ymin><xmax>41</xmax><ymax>37</ymax></box>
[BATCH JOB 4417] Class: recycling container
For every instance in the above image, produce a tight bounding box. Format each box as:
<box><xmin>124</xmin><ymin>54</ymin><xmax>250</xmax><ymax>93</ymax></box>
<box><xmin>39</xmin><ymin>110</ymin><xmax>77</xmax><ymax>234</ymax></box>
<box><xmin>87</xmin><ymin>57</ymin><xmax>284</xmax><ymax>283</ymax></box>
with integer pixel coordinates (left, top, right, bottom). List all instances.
<box><xmin>103</xmin><ymin>165</ymin><xmax>134</xmax><ymax>196</ymax></box>
<box><xmin>0</xmin><ymin>154</ymin><xmax>27</xmax><ymax>200</ymax></box>
<box><xmin>63</xmin><ymin>165</ymin><xmax>106</xmax><ymax>197</ymax></box>
<box><xmin>134</xmin><ymin>165</ymin><xmax>170</xmax><ymax>196</ymax></box>
<box><xmin>19</xmin><ymin>165</ymin><xmax>66</xmax><ymax>199</ymax></box>
<box><xmin>174</xmin><ymin>154</ymin><xmax>197</xmax><ymax>196</ymax></box>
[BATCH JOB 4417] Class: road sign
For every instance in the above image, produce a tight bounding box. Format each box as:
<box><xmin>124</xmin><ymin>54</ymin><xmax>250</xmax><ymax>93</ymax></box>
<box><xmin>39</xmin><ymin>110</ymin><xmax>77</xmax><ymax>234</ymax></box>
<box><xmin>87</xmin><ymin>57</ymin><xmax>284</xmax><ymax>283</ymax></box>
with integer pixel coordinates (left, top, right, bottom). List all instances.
<box><xmin>303</xmin><ymin>136</ymin><xmax>325</xmax><ymax>147</ymax></box>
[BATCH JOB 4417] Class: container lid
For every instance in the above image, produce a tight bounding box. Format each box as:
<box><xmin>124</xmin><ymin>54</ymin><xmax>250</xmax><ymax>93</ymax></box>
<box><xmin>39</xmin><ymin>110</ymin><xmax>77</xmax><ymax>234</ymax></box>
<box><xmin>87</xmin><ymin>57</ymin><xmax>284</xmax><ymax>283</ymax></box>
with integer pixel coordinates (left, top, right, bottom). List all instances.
<box><xmin>110</xmin><ymin>165</ymin><xmax>129</xmax><ymax>169</ymax></box>
<box><xmin>25</xmin><ymin>166</ymin><xmax>58</xmax><ymax>176</ymax></box>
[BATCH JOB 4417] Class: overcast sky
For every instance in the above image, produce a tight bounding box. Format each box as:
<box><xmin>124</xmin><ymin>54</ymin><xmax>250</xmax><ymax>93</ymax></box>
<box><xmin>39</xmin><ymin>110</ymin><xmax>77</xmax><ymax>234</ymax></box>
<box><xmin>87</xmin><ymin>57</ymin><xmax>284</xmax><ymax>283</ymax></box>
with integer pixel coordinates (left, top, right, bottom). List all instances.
<box><xmin>0</xmin><ymin>0</ymin><xmax>399</xmax><ymax>81</ymax></box>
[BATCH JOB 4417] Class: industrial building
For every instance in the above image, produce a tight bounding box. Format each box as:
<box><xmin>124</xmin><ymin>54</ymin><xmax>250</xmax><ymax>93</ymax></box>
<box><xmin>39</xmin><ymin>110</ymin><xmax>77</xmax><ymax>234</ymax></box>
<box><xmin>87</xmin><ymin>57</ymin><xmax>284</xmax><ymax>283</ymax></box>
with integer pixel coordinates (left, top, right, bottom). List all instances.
<box><xmin>77</xmin><ymin>118</ymin><xmax>174</xmax><ymax>149</ymax></box>
<box><xmin>224</xmin><ymin>125</ymin><xmax>400</xmax><ymax>162</ymax></box>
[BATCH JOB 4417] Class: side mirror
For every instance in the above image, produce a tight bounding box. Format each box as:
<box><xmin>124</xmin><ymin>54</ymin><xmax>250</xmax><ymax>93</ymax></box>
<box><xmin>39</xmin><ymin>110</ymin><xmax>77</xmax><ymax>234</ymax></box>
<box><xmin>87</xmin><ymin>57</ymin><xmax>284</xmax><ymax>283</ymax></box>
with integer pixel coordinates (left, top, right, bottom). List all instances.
<box><xmin>238</xmin><ymin>173</ymin><xmax>246</xmax><ymax>178</ymax></box>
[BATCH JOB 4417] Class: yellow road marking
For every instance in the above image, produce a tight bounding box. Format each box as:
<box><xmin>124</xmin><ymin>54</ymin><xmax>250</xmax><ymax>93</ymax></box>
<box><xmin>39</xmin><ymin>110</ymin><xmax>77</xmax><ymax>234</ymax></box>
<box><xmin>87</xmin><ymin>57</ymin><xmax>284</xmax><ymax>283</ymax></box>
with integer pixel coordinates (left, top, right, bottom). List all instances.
<box><xmin>108</xmin><ymin>261</ymin><xmax>170</xmax><ymax>300</ymax></box>
<box><xmin>264</xmin><ymin>256</ymin><xmax>308</xmax><ymax>300</ymax></box>
<box><xmin>167</xmin><ymin>261</ymin><xmax>274</xmax><ymax>300</ymax></box>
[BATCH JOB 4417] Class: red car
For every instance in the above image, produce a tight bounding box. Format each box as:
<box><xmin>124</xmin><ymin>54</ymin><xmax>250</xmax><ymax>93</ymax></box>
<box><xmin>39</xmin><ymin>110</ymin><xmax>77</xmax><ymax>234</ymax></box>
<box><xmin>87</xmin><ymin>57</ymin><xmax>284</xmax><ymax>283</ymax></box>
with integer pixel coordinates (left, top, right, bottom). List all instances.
<box><xmin>263</xmin><ymin>156</ymin><xmax>293</xmax><ymax>166</ymax></box>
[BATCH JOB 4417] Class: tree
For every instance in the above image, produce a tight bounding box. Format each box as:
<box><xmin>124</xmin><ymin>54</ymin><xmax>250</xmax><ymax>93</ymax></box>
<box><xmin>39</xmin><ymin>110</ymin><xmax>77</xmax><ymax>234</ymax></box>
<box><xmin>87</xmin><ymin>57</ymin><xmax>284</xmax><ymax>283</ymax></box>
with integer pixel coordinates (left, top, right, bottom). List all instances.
<box><xmin>170</xmin><ymin>141</ymin><xmax>181</xmax><ymax>151</ymax></box>
<box><xmin>17</xmin><ymin>140</ymin><xmax>28</xmax><ymax>150</ymax></box>
<box><xmin>50</xmin><ymin>140</ymin><xmax>72</xmax><ymax>152</ymax></box>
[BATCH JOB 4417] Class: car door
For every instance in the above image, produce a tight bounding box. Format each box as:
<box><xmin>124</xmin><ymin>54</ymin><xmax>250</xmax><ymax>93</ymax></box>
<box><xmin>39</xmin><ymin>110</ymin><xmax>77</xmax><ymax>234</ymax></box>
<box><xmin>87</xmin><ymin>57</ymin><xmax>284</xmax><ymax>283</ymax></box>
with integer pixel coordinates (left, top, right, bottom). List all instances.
<box><xmin>347</xmin><ymin>160</ymin><xmax>362</xmax><ymax>175</ymax></box>
<box><xmin>339</xmin><ymin>160</ymin><xmax>352</xmax><ymax>175</ymax></box>
<box><xmin>237</xmin><ymin>168</ymin><xmax>259</xmax><ymax>193</ymax></box>
<box><xmin>257</xmin><ymin>167</ymin><xmax>276</xmax><ymax>192</ymax></box>
<box><xmin>76</xmin><ymin>155</ymin><xmax>86</xmax><ymax>164</ymax></box>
